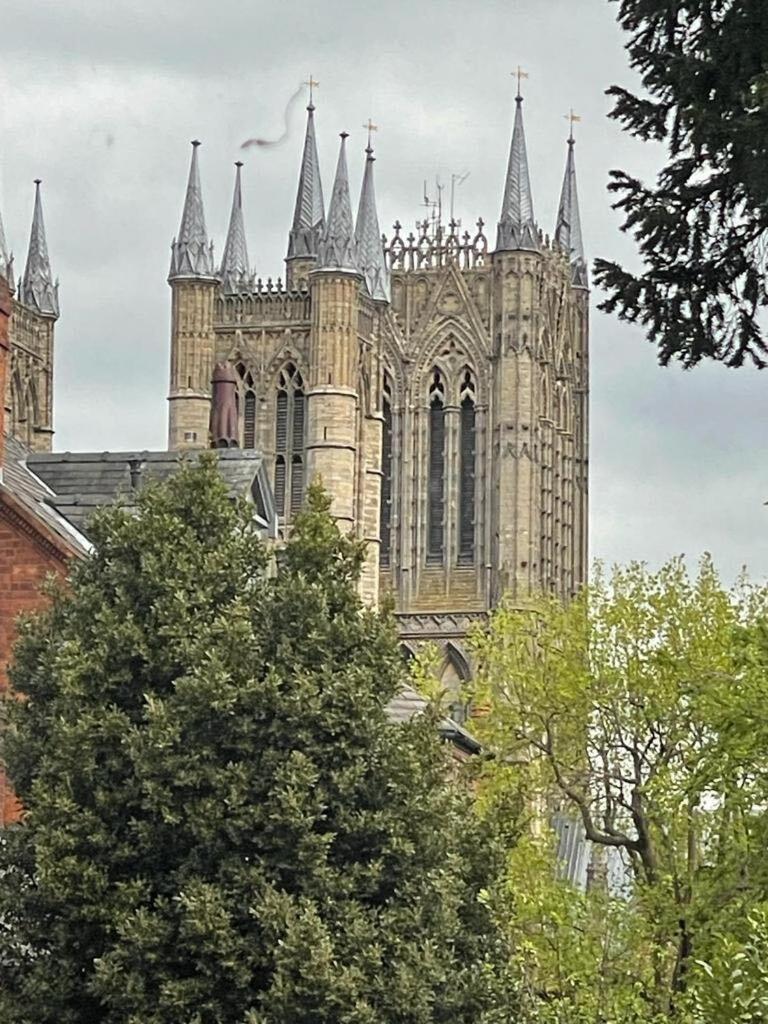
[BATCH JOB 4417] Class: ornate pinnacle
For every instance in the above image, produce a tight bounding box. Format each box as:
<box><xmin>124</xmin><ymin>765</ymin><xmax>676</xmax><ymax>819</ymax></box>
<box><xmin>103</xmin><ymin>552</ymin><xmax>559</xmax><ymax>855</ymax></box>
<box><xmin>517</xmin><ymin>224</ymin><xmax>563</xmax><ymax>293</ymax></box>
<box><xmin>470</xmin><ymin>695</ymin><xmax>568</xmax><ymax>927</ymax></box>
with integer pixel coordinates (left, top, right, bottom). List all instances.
<box><xmin>20</xmin><ymin>179</ymin><xmax>59</xmax><ymax>318</ymax></box>
<box><xmin>287</xmin><ymin>100</ymin><xmax>326</xmax><ymax>260</ymax></box>
<box><xmin>354</xmin><ymin>131</ymin><xmax>389</xmax><ymax>301</ymax></box>
<box><xmin>554</xmin><ymin>126</ymin><xmax>588</xmax><ymax>289</ymax></box>
<box><xmin>220</xmin><ymin>161</ymin><xmax>251</xmax><ymax>292</ymax></box>
<box><xmin>496</xmin><ymin>76</ymin><xmax>539</xmax><ymax>254</ymax></box>
<box><xmin>169</xmin><ymin>140</ymin><xmax>216</xmax><ymax>281</ymax></box>
<box><xmin>317</xmin><ymin>132</ymin><xmax>358</xmax><ymax>273</ymax></box>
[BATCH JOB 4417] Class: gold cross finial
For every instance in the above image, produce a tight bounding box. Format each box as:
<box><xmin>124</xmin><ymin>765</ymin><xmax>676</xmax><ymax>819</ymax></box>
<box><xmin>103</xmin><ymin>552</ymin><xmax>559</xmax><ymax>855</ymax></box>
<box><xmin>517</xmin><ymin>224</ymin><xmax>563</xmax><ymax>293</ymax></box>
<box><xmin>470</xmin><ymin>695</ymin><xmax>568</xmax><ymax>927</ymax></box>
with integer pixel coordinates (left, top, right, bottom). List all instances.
<box><xmin>513</xmin><ymin>66</ymin><xmax>529</xmax><ymax>99</ymax></box>
<box><xmin>363</xmin><ymin>118</ymin><xmax>378</xmax><ymax>150</ymax></box>
<box><xmin>304</xmin><ymin>75</ymin><xmax>320</xmax><ymax>107</ymax></box>
<box><xmin>564</xmin><ymin>108</ymin><xmax>582</xmax><ymax>141</ymax></box>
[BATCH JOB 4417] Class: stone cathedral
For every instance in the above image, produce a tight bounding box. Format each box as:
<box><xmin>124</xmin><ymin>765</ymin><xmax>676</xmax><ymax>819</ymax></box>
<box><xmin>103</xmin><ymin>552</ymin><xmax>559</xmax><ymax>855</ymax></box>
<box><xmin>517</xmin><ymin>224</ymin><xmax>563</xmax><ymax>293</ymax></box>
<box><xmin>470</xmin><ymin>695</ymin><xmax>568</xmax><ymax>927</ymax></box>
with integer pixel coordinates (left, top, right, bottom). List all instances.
<box><xmin>1</xmin><ymin>87</ymin><xmax>589</xmax><ymax>688</ymax></box>
<box><xmin>167</xmin><ymin>89</ymin><xmax>590</xmax><ymax>681</ymax></box>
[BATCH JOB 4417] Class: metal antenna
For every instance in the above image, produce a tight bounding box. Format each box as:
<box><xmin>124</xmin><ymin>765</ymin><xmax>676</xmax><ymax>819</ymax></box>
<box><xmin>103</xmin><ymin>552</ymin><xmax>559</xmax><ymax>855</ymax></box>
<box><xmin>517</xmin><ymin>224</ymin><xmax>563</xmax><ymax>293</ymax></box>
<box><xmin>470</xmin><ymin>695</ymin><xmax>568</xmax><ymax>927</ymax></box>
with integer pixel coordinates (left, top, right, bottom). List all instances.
<box><xmin>450</xmin><ymin>171</ymin><xmax>470</xmax><ymax>222</ymax></box>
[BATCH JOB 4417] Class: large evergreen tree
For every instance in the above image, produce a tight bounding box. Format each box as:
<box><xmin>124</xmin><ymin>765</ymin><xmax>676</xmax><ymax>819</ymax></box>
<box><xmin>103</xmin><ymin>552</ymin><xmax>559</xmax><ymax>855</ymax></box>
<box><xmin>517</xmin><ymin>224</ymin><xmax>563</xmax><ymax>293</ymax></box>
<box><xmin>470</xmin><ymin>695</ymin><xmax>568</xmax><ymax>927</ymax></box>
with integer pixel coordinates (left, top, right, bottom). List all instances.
<box><xmin>0</xmin><ymin>459</ymin><xmax>510</xmax><ymax>1024</ymax></box>
<box><xmin>595</xmin><ymin>1</ymin><xmax>768</xmax><ymax>368</ymax></box>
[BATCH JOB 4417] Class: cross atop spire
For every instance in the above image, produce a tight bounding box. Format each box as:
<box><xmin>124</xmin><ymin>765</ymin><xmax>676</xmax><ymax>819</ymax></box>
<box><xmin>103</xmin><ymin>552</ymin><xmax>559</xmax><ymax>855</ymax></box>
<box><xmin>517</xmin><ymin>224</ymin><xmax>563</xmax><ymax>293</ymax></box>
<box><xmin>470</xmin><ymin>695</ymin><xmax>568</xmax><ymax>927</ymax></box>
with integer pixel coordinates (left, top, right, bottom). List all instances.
<box><xmin>317</xmin><ymin>132</ymin><xmax>358</xmax><ymax>273</ymax></box>
<box><xmin>169</xmin><ymin>140</ymin><xmax>216</xmax><ymax>281</ymax></box>
<box><xmin>362</xmin><ymin>118</ymin><xmax>378</xmax><ymax>152</ymax></box>
<box><xmin>219</xmin><ymin>161</ymin><xmax>252</xmax><ymax>293</ymax></box>
<box><xmin>554</xmin><ymin>125</ymin><xmax>588</xmax><ymax>289</ymax></box>
<box><xmin>304</xmin><ymin>74</ymin><xmax>319</xmax><ymax>110</ymax></box>
<box><xmin>565</xmin><ymin>108</ymin><xmax>582</xmax><ymax>143</ymax></box>
<box><xmin>496</xmin><ymin>76</ymin><xmax>539</xmax><ymax>253</ymax></box>
<box><xmin>20</xmin><ymin>180</ymin><xmax>59</xmax><ymax>318</ymax></box>
<box><xmin>287</xmin><ymin>100</ymin><xmax>326</xmax><ymax>261</ymax></box>
<box><xmin>0</xmin><ymin>198</ymin><xmax>14</xmax><ymax>293</ymax></box>
<box><xmin>514</xmin><ymin>65</ymin><xmax>529</xmax><ymax>100</ymax></box>
<box><xmin>355</xmin><ymin>133</ymin><xmax>389</xmax><ymax>302</ymax></box>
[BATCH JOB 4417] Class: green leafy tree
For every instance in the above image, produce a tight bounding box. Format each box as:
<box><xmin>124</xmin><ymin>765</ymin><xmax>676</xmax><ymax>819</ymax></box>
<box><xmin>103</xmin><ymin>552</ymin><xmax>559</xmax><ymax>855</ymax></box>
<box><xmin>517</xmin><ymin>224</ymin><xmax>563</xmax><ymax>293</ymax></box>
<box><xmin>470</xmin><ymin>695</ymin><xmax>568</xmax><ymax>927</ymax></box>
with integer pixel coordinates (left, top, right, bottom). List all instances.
<box><xmin>0</xmin><ymin>459</ymin><xmax>512</xmax><ymax>1024</ymax></box>
<box><xmin>594</xmin><ymin>1</ymin><xmax>768</xmax><ymax>368</ymax></box>
<box><xmin>687</xmin><ymin>905</ymin><xmax>768</xmax><ymax>1022</ymax></box>
<box><xmin>471</xmin><ymin>557</ymin><xmax>768</xmax><ymax>1017</ymax></box>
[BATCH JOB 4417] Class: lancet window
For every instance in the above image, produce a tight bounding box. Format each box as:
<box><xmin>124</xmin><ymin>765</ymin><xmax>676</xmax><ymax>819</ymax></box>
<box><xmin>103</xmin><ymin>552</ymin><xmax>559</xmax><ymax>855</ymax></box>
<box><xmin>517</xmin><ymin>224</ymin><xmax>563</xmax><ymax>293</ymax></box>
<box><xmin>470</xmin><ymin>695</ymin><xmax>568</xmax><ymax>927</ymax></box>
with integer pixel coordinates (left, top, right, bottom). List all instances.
<box><xmin>379</xmin><ymin>376</ymin><xmax>394</xmax><ymax>568</ymax></box>
<box><xmin>427</xmin><ymin>369</ymin><xmax>446</xmax><ymax>565</ymax></box>
<box><xmin>236</xmin><ymin>362</ymin><xmax>257</xmax><ymax>450</ymax></box>
<box><xmin>274</xmin><ymin>363</ymin><xmax>305</xmax><ymax>518</ymax></box>
<box><xmin>458</xmin><ymin>369</ymin><xmax>476</xmax><ymax>565</ymax></box>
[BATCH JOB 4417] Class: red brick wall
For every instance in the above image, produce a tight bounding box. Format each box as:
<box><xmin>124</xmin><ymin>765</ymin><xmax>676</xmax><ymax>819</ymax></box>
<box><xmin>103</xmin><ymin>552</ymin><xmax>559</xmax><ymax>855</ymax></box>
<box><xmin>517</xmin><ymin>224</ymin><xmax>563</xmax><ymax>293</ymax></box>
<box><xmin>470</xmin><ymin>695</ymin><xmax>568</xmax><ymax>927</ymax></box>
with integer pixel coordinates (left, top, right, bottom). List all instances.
<box><xmin>0</xmin><ymin>506</ymin><xmax>70</xmax><ymax>824</ymax></box>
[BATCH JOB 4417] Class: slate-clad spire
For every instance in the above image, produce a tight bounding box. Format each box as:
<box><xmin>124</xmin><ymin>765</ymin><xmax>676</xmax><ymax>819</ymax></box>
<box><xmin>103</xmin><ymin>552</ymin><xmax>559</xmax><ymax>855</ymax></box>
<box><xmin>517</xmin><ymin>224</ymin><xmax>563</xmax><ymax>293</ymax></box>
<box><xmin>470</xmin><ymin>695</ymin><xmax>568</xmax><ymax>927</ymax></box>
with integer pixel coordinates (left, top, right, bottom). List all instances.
<box><xmin>496</xmin><ymin>92</ymin><xmax>539</xmax><ymax>253</ymax></box>
<box><xmin>554</xmin><ymin>132</ymin><xmax>588</xmax><ymax>289</ymax></box>
<box><xmin>0</xmin><ymin>200</ymin><xmax>14</xmax><ymax>292</ymax></box>
<box><xmin>219</xmin><ymin>162</ymin><xmax>251</xmax><ymax>292</ymax></box>
<box><xmin>317</xmin><ymin>133</ymin><xmax>358</xmax><ymax>272</ymax></box>
<box><xmin>354</xmin><ymin>138</ymin><xmax>389</xmax><ymax>302</ymax></box>
<box><xmin>169</xmin><ymin>140</ymin><xmax>216</xmax><ymax>280</ymax></box>
<box><xmin>21</xmin><ymin>180</ymin><xmax>59</xmax><ymax>317</ymax></box>
<box><xmin>287</xmin><ymin>102</ymin><xmax>325</xmax><ymax>260</ymax></box>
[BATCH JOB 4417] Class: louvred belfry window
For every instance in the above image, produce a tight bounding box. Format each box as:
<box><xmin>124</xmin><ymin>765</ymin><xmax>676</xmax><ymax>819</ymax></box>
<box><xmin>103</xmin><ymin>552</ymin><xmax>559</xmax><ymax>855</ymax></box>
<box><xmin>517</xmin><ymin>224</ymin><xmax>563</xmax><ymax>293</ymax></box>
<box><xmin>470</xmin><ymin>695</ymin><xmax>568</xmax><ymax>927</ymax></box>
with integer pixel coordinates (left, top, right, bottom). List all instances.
<box><xmin>427</xmin><ymin>369</ymin><xmax>446</xmax><ymax>565</ymax></box>
<box><xmin>458</xmin><ymin>369</ymin><xmax>476</xmax><ymax>565</ymax></box>
<box><xmin>236</xmin><ymin>363</ymin><xmax>257</xmax><ymax>450</ymax></box>
<box><xmin>275</xmin><ymin>363</ymin><xmax>306</xmax><ymax>519</ymax></box>
<box><xmin>379</xmin><ymin>377</ymin><xmax>393</xmax><ymax>567</ymax></box>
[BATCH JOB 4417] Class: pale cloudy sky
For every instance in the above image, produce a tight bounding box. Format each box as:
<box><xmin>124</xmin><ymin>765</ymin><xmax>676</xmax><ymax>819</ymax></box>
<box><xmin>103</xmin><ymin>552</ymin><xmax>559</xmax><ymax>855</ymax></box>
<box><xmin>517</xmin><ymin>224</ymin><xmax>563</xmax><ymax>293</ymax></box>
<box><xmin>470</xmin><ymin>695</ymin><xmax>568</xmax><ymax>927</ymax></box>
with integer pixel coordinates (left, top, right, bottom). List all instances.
<box><xmin>1</xmin><ymin>0</ymin><xmax>765</xmax><ymax>582</ymax></box>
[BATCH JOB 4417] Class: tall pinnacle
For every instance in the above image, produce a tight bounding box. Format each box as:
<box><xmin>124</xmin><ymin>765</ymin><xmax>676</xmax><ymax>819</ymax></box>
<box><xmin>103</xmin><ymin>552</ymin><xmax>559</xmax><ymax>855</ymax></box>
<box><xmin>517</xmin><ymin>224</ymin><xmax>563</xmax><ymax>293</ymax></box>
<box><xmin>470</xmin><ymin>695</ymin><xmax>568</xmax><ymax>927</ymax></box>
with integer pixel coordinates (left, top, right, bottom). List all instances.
<box><xmin>0</xmin><ymin>200</ymin><xmax>13</xmax><ymax>292</ymax></box>
<box><xmin>169</xmin><ymin>140</ymin><xmax>216</xmax><ymax>280</ymax></box>
<box><xmin>496</xmin><ymin>91</ymin><xmax>539</xmax><ymax>253</ymax></box>
<box><xmin>287</xmin><ymin>102</ymin><xmax>325</xmax><ymax>260</ymax></box>
<box><xmin>20</xmin><ymin>180</ymin><xmax>59</xmax><ymax>317</ymax></box>
<box><xmin>354</xmin><ymin>131</ymin><xmax>389</xmax><ymax>302</ymax></box>
<box><xmin>554</xmin><ymin>131</ymin><xmax>588</xmax><ymax>289</ymax></box>
<box><xmin>219</xmin><ymin>162</ymin><xmax>251</xmax><ymax>292</ymax></box>
<box><xmin>317</xmin><ymin>132</ymin><xmax>358</xmax><ymax>272</ymax></box>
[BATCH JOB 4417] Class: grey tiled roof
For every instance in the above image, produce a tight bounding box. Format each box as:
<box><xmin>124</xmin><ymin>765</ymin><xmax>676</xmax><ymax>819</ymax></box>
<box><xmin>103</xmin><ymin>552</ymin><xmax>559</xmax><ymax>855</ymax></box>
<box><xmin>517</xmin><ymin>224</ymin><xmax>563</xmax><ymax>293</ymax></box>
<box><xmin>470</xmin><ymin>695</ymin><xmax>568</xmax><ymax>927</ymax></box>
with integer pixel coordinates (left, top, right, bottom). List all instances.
<box><xmin>2</xmin><ymin>435</ymin><xmax>89</xmax><ymax>553</ymax></box>
<box><xmin>388</xmin><ymin>683</ymin><xmax>481</xmax><ymax>754</ymax></box>
<box><xmin>26</xmin><ymin>449</ymin><xmax>277</xmax><ymax>538</ymax></box>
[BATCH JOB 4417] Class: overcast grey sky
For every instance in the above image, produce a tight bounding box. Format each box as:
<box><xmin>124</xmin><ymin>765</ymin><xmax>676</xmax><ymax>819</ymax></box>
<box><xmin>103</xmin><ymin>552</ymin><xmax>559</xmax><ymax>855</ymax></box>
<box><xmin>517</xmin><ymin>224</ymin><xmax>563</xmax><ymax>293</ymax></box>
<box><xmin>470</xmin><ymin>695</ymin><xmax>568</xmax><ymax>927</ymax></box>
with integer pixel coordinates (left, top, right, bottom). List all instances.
<box><xmin>1</xmin><ymin>0</ymin><xmax>765</xmax><ymax>582</ymax></box>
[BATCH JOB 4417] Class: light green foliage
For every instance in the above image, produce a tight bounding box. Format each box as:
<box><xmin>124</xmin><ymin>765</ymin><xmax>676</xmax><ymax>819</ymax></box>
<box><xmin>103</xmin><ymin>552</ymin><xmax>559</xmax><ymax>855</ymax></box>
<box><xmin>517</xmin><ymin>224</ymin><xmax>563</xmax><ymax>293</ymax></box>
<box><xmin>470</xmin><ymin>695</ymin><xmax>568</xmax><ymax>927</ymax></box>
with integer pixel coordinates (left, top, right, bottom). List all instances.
<box><xmin>471</xmin><ymin>557</ymin><xmax>768</xmax><ymax>1017</ymax></box>
<box><xmin>0</xmin><ymin>459</ymin><xmax>513</xmax><ymax>1024</ymax></box>
<box><xmin>688</xmin><ymin>905</ymin><xmax>768</xmax><ymax>1022</ymax></box>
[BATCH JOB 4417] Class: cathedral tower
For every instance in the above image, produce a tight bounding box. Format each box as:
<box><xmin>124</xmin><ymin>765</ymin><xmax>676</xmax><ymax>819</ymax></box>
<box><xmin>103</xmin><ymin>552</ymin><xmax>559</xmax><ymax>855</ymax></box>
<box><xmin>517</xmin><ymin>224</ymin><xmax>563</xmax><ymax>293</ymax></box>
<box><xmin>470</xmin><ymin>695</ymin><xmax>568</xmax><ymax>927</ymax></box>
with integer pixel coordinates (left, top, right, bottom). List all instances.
<box><xmin>165</xmin><ymin>82</ymin><xmax>589</xmax><ymax>684</ymax></box>
<box><xmin>167</xmin><ymin>141</ymin><xmax>218</xmax><ymax>451</ymax></box>
<box><xmin>4</xmin><ymin>180</ymin><xmax>59</xmax><ymax>452</ymax></box>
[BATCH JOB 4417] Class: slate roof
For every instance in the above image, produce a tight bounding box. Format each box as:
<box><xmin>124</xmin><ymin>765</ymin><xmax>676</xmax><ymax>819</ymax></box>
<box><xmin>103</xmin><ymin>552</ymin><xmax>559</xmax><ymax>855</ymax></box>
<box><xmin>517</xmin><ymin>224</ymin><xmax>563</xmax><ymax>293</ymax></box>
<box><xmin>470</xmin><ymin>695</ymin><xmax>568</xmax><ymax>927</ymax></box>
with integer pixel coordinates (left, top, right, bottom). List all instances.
<box><xmin>389</xmin><ymin>683</ymin><xmax>482</xmax><ymax>755</ymax></box>
<box><xmin>2</xmin><ymin>435</ymin><xmax>90</xmax><ymax>555</ymax></box>
<box><xmin>26</xmin><ymin>449</ymin><xmax>277</xmax><ymax>539</ymax></box>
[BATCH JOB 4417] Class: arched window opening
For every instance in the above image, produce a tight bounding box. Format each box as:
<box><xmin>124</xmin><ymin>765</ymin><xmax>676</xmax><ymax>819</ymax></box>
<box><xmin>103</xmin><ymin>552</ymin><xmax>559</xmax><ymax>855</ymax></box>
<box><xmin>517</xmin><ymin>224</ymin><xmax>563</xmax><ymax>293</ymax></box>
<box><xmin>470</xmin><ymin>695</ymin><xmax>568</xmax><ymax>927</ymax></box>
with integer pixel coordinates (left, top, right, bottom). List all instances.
<box><xmin>275</xmin><ymin>363</ymin><xmax>306</xmax><ymax>519</ymax></box>
<box><xmin>243</xmin><ymin>391</ymin><xmax>256</xmax><ymax>449</ymax></box>
<box><xmin>427</xmin><ymin>369</ymin><xmax>446</xmax><ymax>565</ymax></box>
<box><xmin>380</xmin><ymin>377</ymin><xmax>394</xmax><ymax>568</ymax></box>
<box><xmin>458</xmin><ymin>369</ymin><xmax>476</xmax><ymax>566</ymax></box>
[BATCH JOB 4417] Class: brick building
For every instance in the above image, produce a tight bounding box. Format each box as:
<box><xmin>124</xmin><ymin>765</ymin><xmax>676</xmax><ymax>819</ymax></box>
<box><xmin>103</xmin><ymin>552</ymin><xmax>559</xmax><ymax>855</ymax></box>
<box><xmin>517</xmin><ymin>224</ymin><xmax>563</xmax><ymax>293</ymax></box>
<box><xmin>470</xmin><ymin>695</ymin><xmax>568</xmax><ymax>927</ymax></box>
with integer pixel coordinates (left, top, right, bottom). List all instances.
<box><xmin>0</xmin><ymin>272</ymin><xmax>87</xmax><ymax>825</ymax></box>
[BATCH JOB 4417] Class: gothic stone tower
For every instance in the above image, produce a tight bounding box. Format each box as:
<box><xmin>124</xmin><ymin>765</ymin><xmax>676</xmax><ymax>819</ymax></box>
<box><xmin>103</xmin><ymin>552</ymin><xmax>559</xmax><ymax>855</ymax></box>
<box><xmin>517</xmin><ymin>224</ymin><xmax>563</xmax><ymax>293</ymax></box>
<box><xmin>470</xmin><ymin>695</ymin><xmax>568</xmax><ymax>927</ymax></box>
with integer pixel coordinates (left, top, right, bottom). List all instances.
<box><xmin>1</xmin><ymin>180</ymin><xmax>59</xmax><ymax>452</ymax></box>
<box><xmin>166</xmin><ymin>88</ymin><xmax>589</xmax><ymax>691</ymax></box>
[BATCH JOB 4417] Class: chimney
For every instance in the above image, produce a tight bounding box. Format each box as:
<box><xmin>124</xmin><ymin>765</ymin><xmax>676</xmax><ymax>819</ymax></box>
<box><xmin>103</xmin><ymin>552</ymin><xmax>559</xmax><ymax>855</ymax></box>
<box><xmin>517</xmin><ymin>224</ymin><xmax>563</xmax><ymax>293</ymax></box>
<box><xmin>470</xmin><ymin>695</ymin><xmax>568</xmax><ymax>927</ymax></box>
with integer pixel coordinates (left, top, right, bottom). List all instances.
<box><xmin>0</xmin><ymin>273</ymin><xmax>11</xmax><ymax>479</ymax></box>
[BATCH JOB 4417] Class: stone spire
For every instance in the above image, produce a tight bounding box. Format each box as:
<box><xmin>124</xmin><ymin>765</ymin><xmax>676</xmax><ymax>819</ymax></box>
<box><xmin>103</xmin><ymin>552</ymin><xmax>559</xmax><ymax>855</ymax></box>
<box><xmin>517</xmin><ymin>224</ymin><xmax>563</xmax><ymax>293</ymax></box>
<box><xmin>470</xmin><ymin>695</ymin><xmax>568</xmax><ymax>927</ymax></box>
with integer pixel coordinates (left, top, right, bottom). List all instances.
<box><xmin>20</xmin><ymin>180</ymin><xmax>59</xmax><ymax>318</ymax></box>
<box><xmin>0</xmin><ymin>200</ymin><xmax>13</xmax><ymax>292</ymax></box>
<box><xmin>496</xmin><ymin>91</ymin><xmax>539</xmax><ymax>253</ymax></box>
<box><xmin>317</xmin><ymin>132</ymin><xmax>358</xmax><ymax>272</ymax></box>
<box><xmin>169</xmin><ymin>140</ymin><xmax>216</xmax><ymax>280</ymax></box>
<box><xmin>287</xmin><ymin>102</ymin><xmax>325</xmax><ymax>260</ymax></box>
<box><xmin>219</xmin><ymin>161</ymin><xmax>251</xmax><ymax>292</ymax></box>
<box><xmin>554</xmin><ymin>131</ymin><xmax>588</xmax><ymax>289</ymax></box>
<box><xmin>354</xmin><ymin>133</ymin><xmax>389</xmax><ymax>302</ymax></box>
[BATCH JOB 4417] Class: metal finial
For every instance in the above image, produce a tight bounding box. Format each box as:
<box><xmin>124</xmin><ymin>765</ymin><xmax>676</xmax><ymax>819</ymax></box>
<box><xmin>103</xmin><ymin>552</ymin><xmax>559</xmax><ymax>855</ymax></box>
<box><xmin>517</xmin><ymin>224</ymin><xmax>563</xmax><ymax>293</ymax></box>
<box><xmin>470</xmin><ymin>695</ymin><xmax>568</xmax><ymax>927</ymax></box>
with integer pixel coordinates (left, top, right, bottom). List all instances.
<box><xmin>191</xmin><ymin>139</ymin><xmax>201</xmax><ymax>148</ymax></box>
<box><xmin>235</xmin><ymin>160</ymin><xmax>244</xmax><ymax>168</ymax></box>
<box><xmin>363</xmin><ymin>118</ymin><xmax>378</xmax><ymax>153</ymax></box>
<box><xmin>340</xmin><ymin>130</ymin><xmax>349</xmax><ymax>140</ymax></box>
<box><xmin>564</xmin><ymin>109</ymin><xmax>582</xmax><ymax>143</ymax></box>
<box><xmin>34</xmin><ymin>178</ymin><xmax>42</xmax><ymax>187</ymax></box>
<box><xmin>304</xmin><ymin>75</ymin><xmax>320</xmax><ymax>109</ymax></box>
<box><xmin>512</xmin><ymin>66</ymin><xmax>529</xmax><ymax>101</ymax></box>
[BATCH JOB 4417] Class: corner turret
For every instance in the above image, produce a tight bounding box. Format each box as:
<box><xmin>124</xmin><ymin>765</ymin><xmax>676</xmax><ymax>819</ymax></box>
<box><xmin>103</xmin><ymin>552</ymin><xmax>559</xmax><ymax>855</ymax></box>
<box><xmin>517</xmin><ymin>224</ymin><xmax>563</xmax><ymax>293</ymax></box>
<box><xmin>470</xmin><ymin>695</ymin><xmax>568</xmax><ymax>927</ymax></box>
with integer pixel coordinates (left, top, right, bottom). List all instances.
<box><xmin>20</xmin><ymin>180</ymin><xmax>59</xmax><ymax>318</ymax></box>
<box><xmin>167</xmin><ymin>141</ymin><xmax>218</xmax><ymax>451</ymax></box>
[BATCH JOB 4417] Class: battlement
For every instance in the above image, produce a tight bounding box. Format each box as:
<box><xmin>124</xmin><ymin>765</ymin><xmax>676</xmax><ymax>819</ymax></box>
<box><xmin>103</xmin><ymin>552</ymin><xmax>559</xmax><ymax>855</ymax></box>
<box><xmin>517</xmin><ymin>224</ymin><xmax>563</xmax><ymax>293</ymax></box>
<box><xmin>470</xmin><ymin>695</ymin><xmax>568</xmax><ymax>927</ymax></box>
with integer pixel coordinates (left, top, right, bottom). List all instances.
<box><xmin>215</xmin><ymin>283</ymin><xmax>311</xmax><ymax>326</ymax></box>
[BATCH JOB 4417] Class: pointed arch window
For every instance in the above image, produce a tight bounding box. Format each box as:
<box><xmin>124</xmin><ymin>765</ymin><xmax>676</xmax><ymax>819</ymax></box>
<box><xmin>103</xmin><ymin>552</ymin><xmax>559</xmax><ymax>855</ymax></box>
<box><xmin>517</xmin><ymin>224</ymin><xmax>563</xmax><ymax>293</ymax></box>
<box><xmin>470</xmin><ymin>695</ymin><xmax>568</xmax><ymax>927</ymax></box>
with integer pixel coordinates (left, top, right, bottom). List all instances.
<box><xmin>236</xmin><ymin>363</ymin><xmax>257</xmax><ymax>450</ymax></box>
<box><xmin>275</xmin><ymin>363</ymin><xmax>306</xmax><ymax>518</ymax></box>
<box><xmin>458</xmin><ymin>369</ymin><xmax>476</xmax><ymax>565</ymax></box>
<box><xmin>427</xmin><ymin>369</ymin><xmax>446</xmax><ymax>565</ymax></box>
<box><xmin>379</xmin><ymin>377</ymin><xmax>394</xmax><ymax>568</ymax></box>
